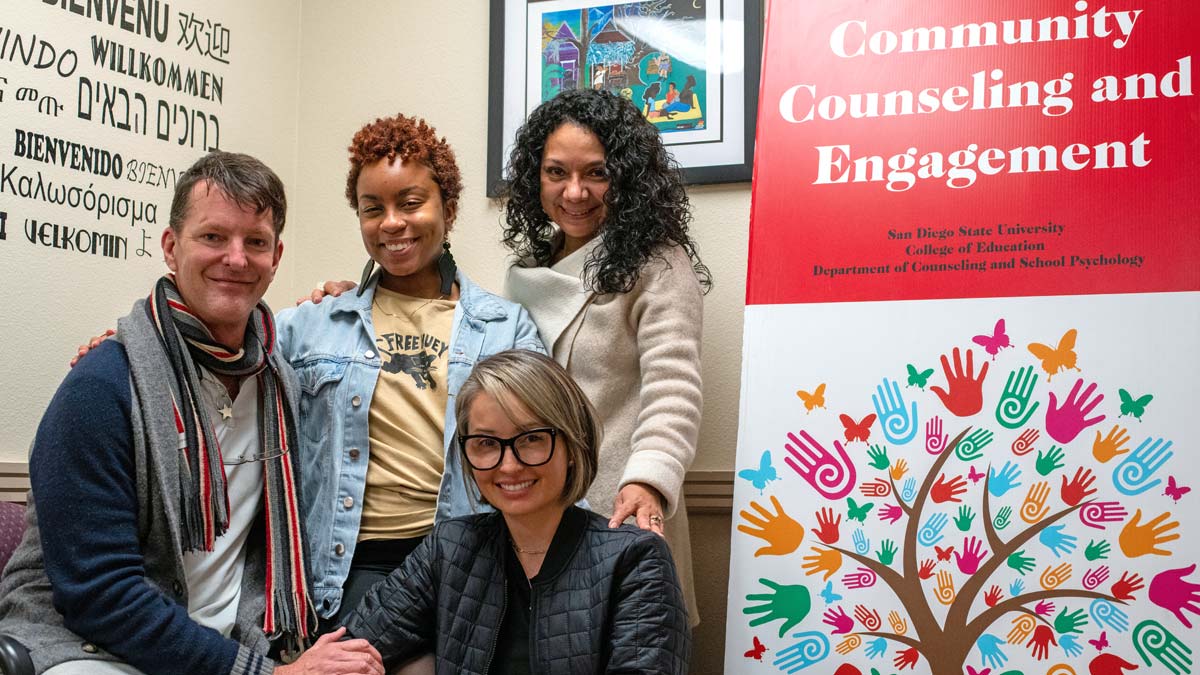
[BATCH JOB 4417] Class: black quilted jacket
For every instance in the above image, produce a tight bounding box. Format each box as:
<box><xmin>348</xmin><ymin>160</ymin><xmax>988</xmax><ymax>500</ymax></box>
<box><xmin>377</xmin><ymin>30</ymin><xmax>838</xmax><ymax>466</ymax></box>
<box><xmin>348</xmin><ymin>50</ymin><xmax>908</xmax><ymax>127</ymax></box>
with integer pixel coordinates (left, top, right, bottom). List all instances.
<box><xmin>342</xmin><ymin>506</ymin><xmax>690</xmax><ymax>674</ymax></box>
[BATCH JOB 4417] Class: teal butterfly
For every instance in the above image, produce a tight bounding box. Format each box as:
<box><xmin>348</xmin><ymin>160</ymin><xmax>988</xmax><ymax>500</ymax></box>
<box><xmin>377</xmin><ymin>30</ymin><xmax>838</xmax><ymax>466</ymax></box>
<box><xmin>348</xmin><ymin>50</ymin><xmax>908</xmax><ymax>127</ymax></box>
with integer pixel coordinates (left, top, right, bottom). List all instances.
<box><xmin>906</xmin><ymin>364</ymin><xmax>934</xmax><ymax>389</ymax></box>
<box><xmin>846</xmin><ymin>497</ymin><xmax>874</xmax><ymax>523</ymax></box>
<box><xmin>819</xmin><ymin>581</ymin><xmax>843</xmax><ymax>604</ymax></box>
<box><xmin>738</xmin><ymin>450</ymin><xmax>778</xmax><ymax>494</ymax></box>
<box><xmin>1118</xmin><ymin>388</ymin><xmax>1153</xmax><ymax>421</ymax></box>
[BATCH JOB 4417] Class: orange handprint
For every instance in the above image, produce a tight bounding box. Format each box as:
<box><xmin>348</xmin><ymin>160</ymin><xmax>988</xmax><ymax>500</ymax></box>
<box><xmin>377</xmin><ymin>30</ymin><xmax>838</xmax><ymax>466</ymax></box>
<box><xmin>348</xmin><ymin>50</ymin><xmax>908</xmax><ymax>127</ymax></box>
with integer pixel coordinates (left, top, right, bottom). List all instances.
<box><xmin>737</xmin><ymin>495</ymin><xmax>805</xmax><ymax>557</ymax></box>
<box><xmin>1039</xmin><ymin>562</ymin><xmax>1073</xmax><ymax>590</ymax></box>
<box><xmin>1119</xmin><ymin>509</ymin><xmax>1180</xmax><ymax>557</ymax></box>
<box><xmin>801</xmin><ymin>546</ymin><xmax>843</xmax><ymax>580</ymax></box>
<box><xmin>890</xmin><ymin>458</ymin><xmax>909</xmax><ymax>481</ymax></box>
<box><xmin>1093</xmin><ymin>425</ymin><xmax>1131</xmax><ymax>463</ymax></box>
<box><xmin>1020</xmin><ymin>481</ymin><xmax>1051</xmax><ymax>523</ymax></box>
<box><xmin>888</xmin><ymin>610</ymin><xmax>908</xmax><ymax>635</ymax></box>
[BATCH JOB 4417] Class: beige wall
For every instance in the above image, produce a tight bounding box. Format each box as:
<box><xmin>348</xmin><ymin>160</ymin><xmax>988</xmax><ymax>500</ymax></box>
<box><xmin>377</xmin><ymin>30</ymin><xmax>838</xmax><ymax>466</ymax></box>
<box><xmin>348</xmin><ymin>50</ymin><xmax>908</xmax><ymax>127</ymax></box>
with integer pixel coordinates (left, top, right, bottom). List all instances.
<box><xmin>288</xmin><ymin>1</ymin><xmax>750</xmax><ymax>473</ymax></box>
<box><xmin>0</xmin><ymin>0</ymin><xmax>303</xmax><ymax>462</ymax></box>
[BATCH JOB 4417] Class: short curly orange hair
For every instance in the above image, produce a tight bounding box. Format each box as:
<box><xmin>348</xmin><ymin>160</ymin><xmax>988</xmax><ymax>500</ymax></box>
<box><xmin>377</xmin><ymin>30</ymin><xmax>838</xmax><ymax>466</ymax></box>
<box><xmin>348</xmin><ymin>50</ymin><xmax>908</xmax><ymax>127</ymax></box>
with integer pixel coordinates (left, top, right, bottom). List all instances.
<box><xmin>344</xmin><ymin>114</ymin><xmax>463</xmax><ymax>213</ymax></box>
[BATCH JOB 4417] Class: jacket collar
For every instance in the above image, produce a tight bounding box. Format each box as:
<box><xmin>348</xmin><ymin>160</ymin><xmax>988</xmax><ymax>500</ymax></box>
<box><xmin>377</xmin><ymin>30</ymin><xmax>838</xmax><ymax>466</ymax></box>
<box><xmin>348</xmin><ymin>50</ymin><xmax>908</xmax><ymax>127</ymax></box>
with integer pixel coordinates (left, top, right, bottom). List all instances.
<box><xmin>330</xmin><ymin>267</ymin><xmax>510</xmax><ymax>322</ymax></box>
<box><xmin>496</xmin><ymin>506</ymin><xmax>588</xmax><ymax>584</ymax></box>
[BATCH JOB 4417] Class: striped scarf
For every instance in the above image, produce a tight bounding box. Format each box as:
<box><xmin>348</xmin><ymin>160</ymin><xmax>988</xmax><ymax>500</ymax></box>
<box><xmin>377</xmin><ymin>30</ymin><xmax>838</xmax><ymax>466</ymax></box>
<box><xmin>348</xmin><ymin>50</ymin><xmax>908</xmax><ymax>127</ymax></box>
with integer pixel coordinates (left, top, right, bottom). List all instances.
<box><xmin>147</xmin><ymin>275</ymin><xmax>312</xmax><ymax>642</ymax></box>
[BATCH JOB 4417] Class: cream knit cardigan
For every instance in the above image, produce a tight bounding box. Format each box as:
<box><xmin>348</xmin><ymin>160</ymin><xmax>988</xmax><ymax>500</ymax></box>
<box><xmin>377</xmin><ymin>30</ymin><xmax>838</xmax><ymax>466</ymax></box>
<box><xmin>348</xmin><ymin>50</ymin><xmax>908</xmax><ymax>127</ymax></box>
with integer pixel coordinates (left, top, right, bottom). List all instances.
<box><xmin>506</xmin><ymin>237</ymin><xmax>703</xmax><ymax>624</ymax></box>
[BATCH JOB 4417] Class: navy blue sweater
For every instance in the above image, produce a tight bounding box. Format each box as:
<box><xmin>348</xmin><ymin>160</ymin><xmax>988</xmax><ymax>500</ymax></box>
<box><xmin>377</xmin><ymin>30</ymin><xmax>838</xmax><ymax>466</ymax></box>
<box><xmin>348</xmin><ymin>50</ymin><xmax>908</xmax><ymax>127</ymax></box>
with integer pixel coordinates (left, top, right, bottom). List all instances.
<box><xmin>30</xmin><ymin>340</ymin><xmax>244</xmax><ymax>674</ymax></box>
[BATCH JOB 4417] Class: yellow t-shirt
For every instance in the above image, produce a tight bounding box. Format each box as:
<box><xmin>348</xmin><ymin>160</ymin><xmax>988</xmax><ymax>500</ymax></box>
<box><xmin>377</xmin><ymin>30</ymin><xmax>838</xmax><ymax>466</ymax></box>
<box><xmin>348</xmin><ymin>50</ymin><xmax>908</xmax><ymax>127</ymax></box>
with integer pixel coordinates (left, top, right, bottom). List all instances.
<box><xmin>358</xmin><ymin>287</ymin><xmax>456</xmax><ymax>541</ymax></box>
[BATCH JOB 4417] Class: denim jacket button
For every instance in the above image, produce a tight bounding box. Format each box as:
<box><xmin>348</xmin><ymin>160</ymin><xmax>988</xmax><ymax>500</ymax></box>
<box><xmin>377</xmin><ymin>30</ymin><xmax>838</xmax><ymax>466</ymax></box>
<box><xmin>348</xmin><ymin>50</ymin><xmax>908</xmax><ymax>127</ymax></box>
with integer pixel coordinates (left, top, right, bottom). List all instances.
<box><xmin>351</xmin><ymin>395</ymin><xmax>362</xmax><ymax>407</ymax></box>
<box><xmin>334</xmin><ymin>543</ymin><xmax>345</xmax><ymax>556</ymax></box>
<box><xmin>349</xmin><ymin>448</ymin><xmax>360</xmax><ymax>460</ymax></box>
<box><xmin>364</xmin><ymin>350</ymin><xmax>375</xmax><ymax>359</ymax></box>
<box><xmin>81</xmin><ymin>642</ymin><xmax>98</xmax><ymax>654</ymax></box>
<box><xmin>342</xmin><ymin>496</ymin><xmax>354</xmax><ymax>509</ymax></box>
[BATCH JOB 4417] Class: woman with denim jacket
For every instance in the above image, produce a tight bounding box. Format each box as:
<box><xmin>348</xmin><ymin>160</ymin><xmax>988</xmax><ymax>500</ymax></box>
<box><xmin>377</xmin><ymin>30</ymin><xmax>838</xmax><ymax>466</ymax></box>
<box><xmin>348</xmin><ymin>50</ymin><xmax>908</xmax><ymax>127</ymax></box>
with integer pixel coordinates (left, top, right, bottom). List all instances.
<box><xmin>275</xmin><ymin>114</ymin><xmax>545</xmax><ymax>629</ymax></box>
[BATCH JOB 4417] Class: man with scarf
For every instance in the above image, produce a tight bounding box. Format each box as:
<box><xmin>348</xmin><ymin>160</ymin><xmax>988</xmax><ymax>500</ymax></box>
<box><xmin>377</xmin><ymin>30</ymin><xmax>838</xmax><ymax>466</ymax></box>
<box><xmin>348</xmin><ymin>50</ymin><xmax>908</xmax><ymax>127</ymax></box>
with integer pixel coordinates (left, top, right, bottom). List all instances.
<box><xmin>0</xmin><ymin>152</ymin><xmax>383</xmax><ymax>675</ymax></box>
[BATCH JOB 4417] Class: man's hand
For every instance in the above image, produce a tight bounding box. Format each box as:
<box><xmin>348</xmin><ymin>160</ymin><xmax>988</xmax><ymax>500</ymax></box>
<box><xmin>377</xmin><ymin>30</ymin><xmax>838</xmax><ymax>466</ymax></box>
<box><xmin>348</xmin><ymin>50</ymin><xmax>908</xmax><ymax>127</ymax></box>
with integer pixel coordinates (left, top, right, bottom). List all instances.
<box><xmin>296</xmin><ymin>280</ymin><xmax>357</xmax><ymax>306</ymax></box>
<box><xmin>275</xmin><ymin>627</ymin><xmax>384</xmax><ymax>675</ymax></box>
<box><xmin>69</xmin><ymin>328</ymin><xmax>115</xmax><ymax>367</ymax></box>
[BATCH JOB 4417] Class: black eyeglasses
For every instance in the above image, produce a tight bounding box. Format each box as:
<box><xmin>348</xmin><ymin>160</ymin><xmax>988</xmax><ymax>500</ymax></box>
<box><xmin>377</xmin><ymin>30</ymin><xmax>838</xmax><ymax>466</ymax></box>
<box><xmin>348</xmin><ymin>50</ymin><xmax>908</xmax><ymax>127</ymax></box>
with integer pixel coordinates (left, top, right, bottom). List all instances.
<box><xmin>459</xmin><ymin>428</ymin><xmax>558</xmax><ymax>471</ymax></box>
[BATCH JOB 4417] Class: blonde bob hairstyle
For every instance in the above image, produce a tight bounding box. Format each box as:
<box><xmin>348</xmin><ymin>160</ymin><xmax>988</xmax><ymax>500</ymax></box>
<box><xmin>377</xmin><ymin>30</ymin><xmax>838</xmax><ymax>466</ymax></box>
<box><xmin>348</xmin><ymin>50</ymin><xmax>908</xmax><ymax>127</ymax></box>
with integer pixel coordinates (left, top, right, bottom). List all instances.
<box><xmin>455</xmin><ymin>350</ymin><xmax>601</xmax><ymax>507</ymax></box>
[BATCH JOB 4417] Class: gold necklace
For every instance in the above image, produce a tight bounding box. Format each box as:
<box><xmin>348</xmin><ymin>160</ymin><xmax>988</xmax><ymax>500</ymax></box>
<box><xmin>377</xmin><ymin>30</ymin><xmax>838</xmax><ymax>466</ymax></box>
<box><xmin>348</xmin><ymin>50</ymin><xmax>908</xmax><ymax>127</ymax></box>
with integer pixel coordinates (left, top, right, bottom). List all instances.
<box><xmin>510</xmin><ymin>539</ymin><xmax>548</xmax><ymax>555</ymax></box>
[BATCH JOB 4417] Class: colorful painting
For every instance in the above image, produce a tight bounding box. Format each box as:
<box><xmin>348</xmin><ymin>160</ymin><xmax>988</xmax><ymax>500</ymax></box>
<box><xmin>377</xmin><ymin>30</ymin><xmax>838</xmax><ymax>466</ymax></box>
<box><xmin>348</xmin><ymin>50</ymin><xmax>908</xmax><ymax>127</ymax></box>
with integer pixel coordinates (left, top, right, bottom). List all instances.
<box><xmin>536</xmin><ymin>1</ymin><xmax>708</xmax><ymax>134</ymax></box>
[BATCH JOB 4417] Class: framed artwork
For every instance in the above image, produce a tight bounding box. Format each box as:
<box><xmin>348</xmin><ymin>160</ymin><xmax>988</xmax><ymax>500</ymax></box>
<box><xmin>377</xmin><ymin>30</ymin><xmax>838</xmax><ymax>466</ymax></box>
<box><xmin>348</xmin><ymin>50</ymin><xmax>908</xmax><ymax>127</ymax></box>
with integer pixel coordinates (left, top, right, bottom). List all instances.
<box><xmin>486</xmin><ymin>0</ymin><xmax>762</xmax><ymax>196</ymax></box>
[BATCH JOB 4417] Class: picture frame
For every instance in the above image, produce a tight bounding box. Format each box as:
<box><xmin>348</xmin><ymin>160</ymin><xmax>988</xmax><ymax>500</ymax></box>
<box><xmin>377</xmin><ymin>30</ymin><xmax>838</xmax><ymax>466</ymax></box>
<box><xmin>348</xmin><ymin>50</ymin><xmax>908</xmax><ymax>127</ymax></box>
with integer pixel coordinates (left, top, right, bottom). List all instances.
<box><xmin>486</xmin><ymin>0</ymin><xmax>762</xmax><ymax>197</ymax></box>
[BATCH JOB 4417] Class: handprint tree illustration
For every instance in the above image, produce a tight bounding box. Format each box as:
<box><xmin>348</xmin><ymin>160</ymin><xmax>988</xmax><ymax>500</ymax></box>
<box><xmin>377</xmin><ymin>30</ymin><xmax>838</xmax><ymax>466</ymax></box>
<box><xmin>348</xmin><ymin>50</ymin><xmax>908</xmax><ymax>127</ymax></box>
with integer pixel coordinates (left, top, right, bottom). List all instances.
<box><xmin>737</xmin><ymin>331</ymin><xmax>1197</xmax><ymax>675</ymax></box>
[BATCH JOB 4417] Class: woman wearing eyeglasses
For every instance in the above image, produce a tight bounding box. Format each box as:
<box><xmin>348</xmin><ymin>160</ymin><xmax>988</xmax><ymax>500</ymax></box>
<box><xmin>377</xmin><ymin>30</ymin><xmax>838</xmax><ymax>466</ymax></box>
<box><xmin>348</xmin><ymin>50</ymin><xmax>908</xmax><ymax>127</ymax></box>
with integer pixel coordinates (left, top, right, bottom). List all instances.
<box><xmin>341</xmin><ymin>349</ymin><xmax>690</xmax><ymax>674</ymax></box>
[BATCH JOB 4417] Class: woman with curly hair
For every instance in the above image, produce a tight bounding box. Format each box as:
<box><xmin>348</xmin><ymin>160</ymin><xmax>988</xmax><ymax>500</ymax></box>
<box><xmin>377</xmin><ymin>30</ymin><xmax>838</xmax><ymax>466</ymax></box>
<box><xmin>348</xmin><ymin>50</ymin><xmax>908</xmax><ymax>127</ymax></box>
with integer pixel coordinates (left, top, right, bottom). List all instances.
<box><xmin>275</xmin><ymin>113</ymin><xmax>544</xmax><ymax>630</ymax></box>
<box><xmin>502</xmin><ymin>87</ymin><xmax>711</xmax><ymax>625</ymax></box>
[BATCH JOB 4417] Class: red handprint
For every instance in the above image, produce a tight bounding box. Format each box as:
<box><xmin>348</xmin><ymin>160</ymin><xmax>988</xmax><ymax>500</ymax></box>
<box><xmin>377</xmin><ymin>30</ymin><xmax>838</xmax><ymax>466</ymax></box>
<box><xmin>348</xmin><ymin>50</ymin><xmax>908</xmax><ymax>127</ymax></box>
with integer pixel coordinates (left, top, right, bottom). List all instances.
<box><xmin>854</xmin><ymin>605</ymin><xmax>882</xmax><ymax>631</ymax></box>
<box><xmin>930</xmin><ymin>347</ymin><xmax>989</xmax><ymax>417</ymax></box>
<box><xmin>1061</xmin><ymin>467</ymin><xmax>1098</xmax><ymax>506</ymax></box>
<box><xmin>984</xmin><ymin>585</ymin><xmax>1003</xmax><ymax>607</ymax></box>
<box><xmin>918</xmin><ymin>559</ymin><xmax>937</xmax><ymax>580</ymax></box>
<box><xmin>894</xmin><ymin>647</ymin><xmax>920</xmax><ymax>671</ymax></box>
<box><xmin>822</xmin><ymin>606</ymin><xmax>855</xmax><ymax>634</ymax></box>
<box><xmin>1089</xmin><ymin>654</ymin><xmax>1139</xmax><ymax>675</ymax></box>
<box><xmin>813</xmin><ymin>507</ymin><xmax>842</xmax><ymax>545</ymax></box>
<box><xmin>1149</xmin><ymin>564</ymin><xmax>1200</xmax><ymax>628</ymax></box>
<box><xmin>955</xmin><ymin>536</ymin><xmax>987</xmax><ymax>575</ymax></box>
<box><xmin>1111</xmin><ymin>571</ymin><xmax>1145</xmax><ymax>601</ymax></box>
<box><xmin>1045</xmin><ymin>378</ymin><xmax>1106</xmax><ymax>444</ymax></box>
<box><xmin>1027</xmin><ymin>624</ymin><xmax>1058</xmax><ymax>660</ymax></box>
<box><xmin>931</xmin><ymin>473</ymin><xmax>968</xmax><ymax>503</ymax></box>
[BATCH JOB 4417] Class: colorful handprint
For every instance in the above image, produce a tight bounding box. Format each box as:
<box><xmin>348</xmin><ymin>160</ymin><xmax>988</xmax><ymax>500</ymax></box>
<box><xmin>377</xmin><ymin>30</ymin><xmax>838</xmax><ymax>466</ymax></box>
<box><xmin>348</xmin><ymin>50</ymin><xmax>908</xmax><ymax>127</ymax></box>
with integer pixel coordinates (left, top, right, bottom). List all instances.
<box><xmin>1132</xmin><ymin>619</ymin><xmax>1192</xmax><ymax>675</ymax></box>
<box><xmin>738</xmin><ymin>495</ymin><xmax>806</xmax><ymax>557</ymax></box>
<box><xmin>785</xmin><ymin>430</ymin><xmax>857</xmax><ymax>499</ymax></box>
<box><xmin>996</xmin><ymin>365</ymin><xmax>1040</xmax><ymax>429</ymax></box>
<box><xmin>872</xmin><ymin>378</ymin><xmax>919</xmax><ymax>445</ymax></box>
<box><xmin>931</xmin><ymin>347</ymin><xmax>989</xmax><ymax>417</ymax></box>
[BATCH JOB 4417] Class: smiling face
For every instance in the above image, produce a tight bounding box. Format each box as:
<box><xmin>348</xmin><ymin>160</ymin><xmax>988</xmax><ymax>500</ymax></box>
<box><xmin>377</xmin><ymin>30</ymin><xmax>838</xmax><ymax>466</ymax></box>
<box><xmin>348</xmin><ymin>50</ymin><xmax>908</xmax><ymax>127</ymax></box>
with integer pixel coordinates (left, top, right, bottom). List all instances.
<box><xmin>467</xmin><ymin>391</ymin><xmax>569</xmax><ymax>525</ymax></box>
<box><xmin>356</xmin><ymin>157</ymin><xmax>456</xmax><ymax>297</ymax></box>
<box><xmin>162</xmin><ymin>181</ymin><xmax>282</xmax><ymax>348</ymax></box>
<box><xmin>540</xmin><ymin>122</ymin><xmax>609</xmax><ymax>258</ymax></box>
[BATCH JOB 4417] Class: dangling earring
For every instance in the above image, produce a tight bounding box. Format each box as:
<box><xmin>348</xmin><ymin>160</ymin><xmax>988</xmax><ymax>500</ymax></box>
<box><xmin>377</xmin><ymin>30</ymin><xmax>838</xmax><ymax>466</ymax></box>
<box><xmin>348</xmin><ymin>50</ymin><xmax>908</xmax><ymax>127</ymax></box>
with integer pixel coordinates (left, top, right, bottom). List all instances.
<box><xmin>437</xmin><ymin>239</ymin><xmax>457</xmax><ymax>297</ymax></box>
<box><xmin>355</xmin><ymin>258</ymin><xmax>375</xmax><ymax>297</ymax></box>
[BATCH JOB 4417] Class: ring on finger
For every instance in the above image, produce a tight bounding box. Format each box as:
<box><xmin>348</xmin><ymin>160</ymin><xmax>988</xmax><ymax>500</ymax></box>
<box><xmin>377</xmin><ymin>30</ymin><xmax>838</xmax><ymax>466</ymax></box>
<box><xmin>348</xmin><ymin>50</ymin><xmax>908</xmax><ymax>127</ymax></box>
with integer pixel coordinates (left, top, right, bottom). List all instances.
<box><xmin>649</xmin><ymin>514</ymin><xmax>664</xmax><ymax>525</ymax></box>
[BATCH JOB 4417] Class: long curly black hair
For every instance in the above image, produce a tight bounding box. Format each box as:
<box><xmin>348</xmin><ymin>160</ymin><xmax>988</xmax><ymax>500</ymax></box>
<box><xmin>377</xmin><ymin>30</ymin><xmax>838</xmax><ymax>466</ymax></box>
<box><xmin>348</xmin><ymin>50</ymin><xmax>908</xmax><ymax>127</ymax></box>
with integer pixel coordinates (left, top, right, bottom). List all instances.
<box><xmin>502</xmin><ymin>89</ymin><xmax>712</xmax><ymax>295</ymax></box>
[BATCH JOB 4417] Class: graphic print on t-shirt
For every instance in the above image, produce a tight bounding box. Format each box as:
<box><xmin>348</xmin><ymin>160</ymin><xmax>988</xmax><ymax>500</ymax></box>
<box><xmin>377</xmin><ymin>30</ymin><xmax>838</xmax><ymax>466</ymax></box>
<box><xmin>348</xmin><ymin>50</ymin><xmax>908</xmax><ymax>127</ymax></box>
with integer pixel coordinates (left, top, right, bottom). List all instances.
<box><xmin>376</xmin><ymin>332</ymin><xmax>448</xmax><ymax>391</ymax></box>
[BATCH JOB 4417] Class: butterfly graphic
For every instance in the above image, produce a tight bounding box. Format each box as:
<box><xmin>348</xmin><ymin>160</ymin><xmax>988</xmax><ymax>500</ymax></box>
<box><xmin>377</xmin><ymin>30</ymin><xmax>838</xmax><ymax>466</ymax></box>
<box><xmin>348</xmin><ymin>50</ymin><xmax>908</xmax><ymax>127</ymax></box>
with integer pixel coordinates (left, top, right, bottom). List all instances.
<box><xmin>796</xmin><ymin>383</ymin><xmax>827</xmax><ymax>413</ymax></box>
<box><xmin>846</xmin><ymin>497</ymin><xmax>874</xmax><ymax>523</ymax></box>
<box><xmin>935</xmin><ymin>545</ymin><xmax>955</xmax><ymax>561</ymax></box>
<box><xmin>1165</xmin><ymin>476</ymin><xmax>1191</xmax><ymax>502</ymax></box>
<box><xmin>906</xmin><ymin>364</ymin><xmax>935</xmax><ymax>389</ymax></box>
<box><xmin>1089</xmin><ymin>631</ymin><xmax>1109</xmax><ymax>651</ymax></box>
<box><xmin>743</xmin><ymin>635</ymin><xmax>768</xmax><ymax>660</ymax></box>
<box><xmin>819</xmin><ymin>580</ymin><xmax>843</xmax><ymax>604</ymax></box>
<box><xmin>972</xmin><ymin>318</ymin><xmax>1012</xmax><ymax>359</ymax></box>
<box><xmin>840</xmin><ymin>413</ymin><xmax>876</xmax><ymax>443</ymax></box>
<box><xmin>738</xmin><ymin>450</ymin><xmax>778</xmax><ymax>494</ymax></box>
<box><xmin>1027</xmin><ymin>328</ymin><xmax>1080</xmax><ymax>381</ymax></box>
<box><xmin>965</xmin><ymin>667</ymin><xmax>992</xmax><ymax>675</ymax></box>
<box><xmin>1118</xmin><ymin>388</ymin><xmax>1153</xmax><ymax>421</ymax></box>
<box><xmin>967</xmin><ymin>466</ymin><xmax>984</xmax><ymax>484</ymax></box>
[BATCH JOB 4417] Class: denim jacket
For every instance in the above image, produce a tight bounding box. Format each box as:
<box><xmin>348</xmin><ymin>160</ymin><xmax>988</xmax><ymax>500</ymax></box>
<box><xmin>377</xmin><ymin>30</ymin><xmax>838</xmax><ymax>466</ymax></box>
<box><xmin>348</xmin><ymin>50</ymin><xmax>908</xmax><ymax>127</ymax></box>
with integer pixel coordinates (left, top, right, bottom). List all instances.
<box><xmin>275</xmin><ymin>269</ymin><xmax>545</xmax><ymax>619</ymax></box>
